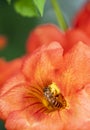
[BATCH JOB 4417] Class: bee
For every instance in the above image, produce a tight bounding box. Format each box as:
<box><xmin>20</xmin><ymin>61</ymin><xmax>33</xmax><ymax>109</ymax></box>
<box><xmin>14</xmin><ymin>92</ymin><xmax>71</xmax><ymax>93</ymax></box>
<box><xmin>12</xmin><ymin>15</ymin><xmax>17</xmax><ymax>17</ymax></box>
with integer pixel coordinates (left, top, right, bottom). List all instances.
<box><xmin>43</xmin><ymin>83</ymin><xmax>66</xmax><ymax>109</ymax></box>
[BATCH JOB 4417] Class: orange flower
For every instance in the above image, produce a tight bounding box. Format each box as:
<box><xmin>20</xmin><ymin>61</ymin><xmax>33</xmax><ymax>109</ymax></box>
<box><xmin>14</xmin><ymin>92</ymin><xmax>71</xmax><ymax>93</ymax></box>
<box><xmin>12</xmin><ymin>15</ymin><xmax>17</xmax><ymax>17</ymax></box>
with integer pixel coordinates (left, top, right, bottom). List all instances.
<box><xmin>0</xmin><ymin>2</ymin><xmax>90</xmax><ymax>130</ymax></box>
<box><xmin>0</xmin><ymin>42</ymin><xmax>90</xmax><ymax>130</ymax></box>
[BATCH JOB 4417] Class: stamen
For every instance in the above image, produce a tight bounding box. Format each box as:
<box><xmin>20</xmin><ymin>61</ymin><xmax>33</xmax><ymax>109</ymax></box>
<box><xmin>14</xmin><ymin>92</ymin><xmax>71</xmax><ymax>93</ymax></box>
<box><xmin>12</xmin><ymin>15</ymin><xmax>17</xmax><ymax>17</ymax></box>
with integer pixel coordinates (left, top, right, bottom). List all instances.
<box><xmin>28</xmin><ymin>102</ymin><xmax>41</xmax><ymax>107</ymax></box>
<box><xmin>24</xmin><ymin>96</ymin><xmax>36</xmax><ymax>99</ymax></box>
<box><xmin>31</xmin><ymin>86</ymin><xmax>42</xmax><ymax>95</ymax></box>
<box><xmin>33</xmin><ymin>107</ymin><xmax>47</xmax><ymax>115</ymax></box>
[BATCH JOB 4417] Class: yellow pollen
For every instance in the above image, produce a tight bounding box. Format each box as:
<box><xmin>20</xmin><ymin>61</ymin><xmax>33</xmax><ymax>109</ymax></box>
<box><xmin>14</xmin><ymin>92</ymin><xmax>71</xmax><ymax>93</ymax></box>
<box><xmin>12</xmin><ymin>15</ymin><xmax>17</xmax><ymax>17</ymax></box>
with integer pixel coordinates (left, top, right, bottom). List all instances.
<box><xmin>48</xmin><ymin>82</ymin><xmax>60</xmax><ymax>95</ymax></box>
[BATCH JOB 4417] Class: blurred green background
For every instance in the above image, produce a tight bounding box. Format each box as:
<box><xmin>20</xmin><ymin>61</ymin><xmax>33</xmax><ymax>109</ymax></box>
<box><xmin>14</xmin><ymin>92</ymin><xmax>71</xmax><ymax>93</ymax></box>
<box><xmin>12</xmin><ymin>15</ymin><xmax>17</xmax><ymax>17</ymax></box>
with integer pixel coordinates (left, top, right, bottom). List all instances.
<box><xmin>0</xmin><ymin>0</ymin><xmax>85</xmax><ymax>129</ymax></box>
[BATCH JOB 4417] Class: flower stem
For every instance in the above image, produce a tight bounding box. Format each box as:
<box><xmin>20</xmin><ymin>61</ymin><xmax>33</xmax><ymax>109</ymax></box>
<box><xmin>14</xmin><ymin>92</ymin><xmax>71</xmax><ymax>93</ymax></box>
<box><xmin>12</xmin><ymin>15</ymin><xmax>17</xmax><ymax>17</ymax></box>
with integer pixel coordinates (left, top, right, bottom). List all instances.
<box><xmin>50</xmin><ymin>0</ymin><xmax>68</xmax><ymax>31</ymax></box>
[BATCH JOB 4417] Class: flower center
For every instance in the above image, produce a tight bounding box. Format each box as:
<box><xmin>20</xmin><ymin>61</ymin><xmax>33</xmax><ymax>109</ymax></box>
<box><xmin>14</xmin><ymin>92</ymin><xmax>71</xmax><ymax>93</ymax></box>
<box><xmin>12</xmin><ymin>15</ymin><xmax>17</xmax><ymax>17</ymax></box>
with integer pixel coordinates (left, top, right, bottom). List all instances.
<box><xmin>42</xmin><ymin>82</ymin><xmax>67</xmax><ymax>112</ymax></box>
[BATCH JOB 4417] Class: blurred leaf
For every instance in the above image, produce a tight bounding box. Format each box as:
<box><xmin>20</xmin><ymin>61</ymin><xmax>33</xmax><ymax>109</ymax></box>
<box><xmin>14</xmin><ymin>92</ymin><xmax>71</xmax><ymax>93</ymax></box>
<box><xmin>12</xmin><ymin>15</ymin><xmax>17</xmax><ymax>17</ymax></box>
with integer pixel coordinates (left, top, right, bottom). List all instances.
<box><xmin>33</xmin><ymin>0</ymin><xmax>46</xmax><ymax>16</ymax></box>
<box><xmin>0</xmin><ymin>120</ymin><xmax>6</xmax><ymax>130</ymax></box>
<box><xmin>14</xmin><ymin>0</ymin><xmax>39</xmax><ymax>17</ymax></box>
<box><xmin>6</xmin><ymin>0</ymin><xmax>11</xmax><ymax>4</ymax></box>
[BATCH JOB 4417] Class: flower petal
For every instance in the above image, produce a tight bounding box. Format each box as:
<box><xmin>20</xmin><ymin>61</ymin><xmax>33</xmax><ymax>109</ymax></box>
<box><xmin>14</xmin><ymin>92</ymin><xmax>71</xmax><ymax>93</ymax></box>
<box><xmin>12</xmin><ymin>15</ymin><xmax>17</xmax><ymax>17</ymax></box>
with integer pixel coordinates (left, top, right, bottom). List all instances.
<box><xmin>5</xmin><ymin>85</ymin><xmax>90</xmax><ymax>130</ymax></box>
<box><xmin>73</xmin><ymin>2</ymin><xmax>90</xmax><ymax>37</ymax></box>
<box><xmin>84</xmin><ymin>84</ymin><xmax>90</xmax><ymax>97</ymax></box>
<box><xmin>59</xmin><ymin>42</ymin><xmax>90</xmax><ymax>96</ymax></box>
<box><xmin>5</xmin><ymin>109</ymin><xmax>64</xmax><ymax>130</ymax></box>
<box><xmin>0</xmin><ymin>73</ymin><xmax>27</xmax><ymax>120</ymax></box>
<box><xmin>0</xmin><ymin>58</ymin><xmax>22</xmax><ymax>87</ymax></box>
<box><xmin>26</xmin><ymin>24</ymin><xmax>66</xmax><ymax>53</ymax></box>
<box><xmin>62</xmin><ymin>86</ymin><xmax>90</xmax><ymax>130</ymax></box>
<box><xmin>23</xmin><ymin>42</ymin><xmax>63</xmax><ymax>87</ymax></box>
<box><xmin>65</xmin><ymin>29</ymin><xmax>90</xmax><ymax>52</ymax></box>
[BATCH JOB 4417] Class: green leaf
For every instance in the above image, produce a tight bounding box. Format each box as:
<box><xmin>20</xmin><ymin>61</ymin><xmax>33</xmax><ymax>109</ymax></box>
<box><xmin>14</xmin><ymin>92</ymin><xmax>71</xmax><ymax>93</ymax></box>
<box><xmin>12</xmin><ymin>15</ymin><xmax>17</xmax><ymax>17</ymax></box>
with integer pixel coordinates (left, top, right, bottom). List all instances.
<box><xmin>33</xmin><ymin>0</ymin><xmax>46</xmax><ymax>16</ymax></box>
<box><xmin>14</xmin><ymin>0</ymin><xmax>39</xmax><ymax>17</ymax></box>
<box><xmin>6</xmin><ymin>0</ymin><xmax>11</xmax><ymax>4</ymax></box>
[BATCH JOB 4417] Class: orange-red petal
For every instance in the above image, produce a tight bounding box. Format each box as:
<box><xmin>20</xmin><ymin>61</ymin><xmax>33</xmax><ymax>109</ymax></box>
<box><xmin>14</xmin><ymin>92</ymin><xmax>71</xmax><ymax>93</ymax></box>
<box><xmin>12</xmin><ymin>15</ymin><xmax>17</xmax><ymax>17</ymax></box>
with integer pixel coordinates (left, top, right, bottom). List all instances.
<box><xmin>5</xmin><ymin>109</ymin><xmax>64</xmax><ymax>130</ymax></box>
<box><xmin>0</xmin><ymin>73</ymin><xmax>27</xmax><ymax>120</ymax></box>
<box><xmin>59</xmin><ymin>42</ymin><xmax>90</xmax><ymax>96</ymax></box>
<box><xmin>0</xmin><ymin>58</ymin><xmax>22</xmax><ymax>87</ymax></box>
<box><xmin>26</xmin><ymin>24</ymin><xmax>66</xmax><ymax>54</ymax></box>
<box><xmin>65</xmin><ymin>28</ymin><xmax>90</xmax><ymax>52</ymax></box>
<box><xmin>5</xmin><ymin>82</ymin><xmax>90</xmax><ymax>130</ymax></box>
<box><xmin>23</xmin><ymin>42</ymin><xmax>63</xmax><ymax>87</ymax></box>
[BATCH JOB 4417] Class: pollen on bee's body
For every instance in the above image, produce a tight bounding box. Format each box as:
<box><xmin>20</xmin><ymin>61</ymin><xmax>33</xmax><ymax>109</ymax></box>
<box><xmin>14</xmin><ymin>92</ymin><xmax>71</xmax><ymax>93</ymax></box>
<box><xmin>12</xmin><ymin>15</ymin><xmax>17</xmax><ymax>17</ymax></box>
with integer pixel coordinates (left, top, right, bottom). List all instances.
<box><xmin>42</xmin><ymin>82</ymin><xmax>67</xmax><ymax>112</ymax></box>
